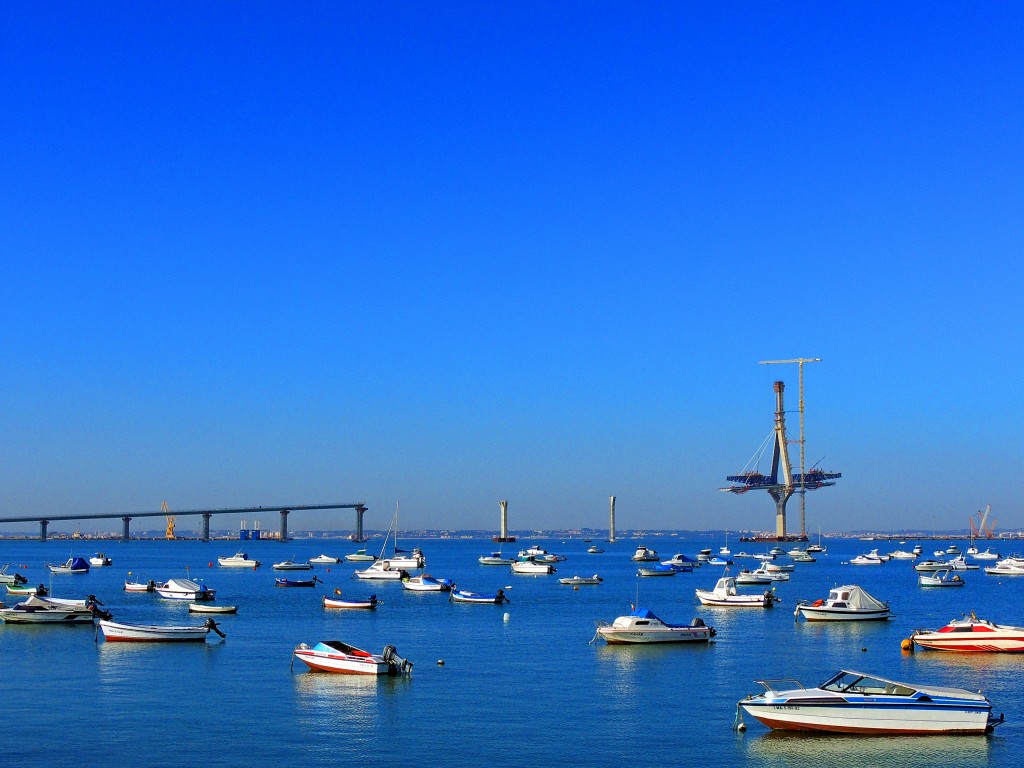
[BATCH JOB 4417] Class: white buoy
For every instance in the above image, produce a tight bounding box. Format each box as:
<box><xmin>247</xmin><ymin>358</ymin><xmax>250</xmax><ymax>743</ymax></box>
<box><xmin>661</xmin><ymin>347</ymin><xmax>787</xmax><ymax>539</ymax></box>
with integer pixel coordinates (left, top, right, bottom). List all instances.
<box><xmin>503</xmin><ymin>612</ymin><xmax>510</xmax><ymax>623</ymax></box>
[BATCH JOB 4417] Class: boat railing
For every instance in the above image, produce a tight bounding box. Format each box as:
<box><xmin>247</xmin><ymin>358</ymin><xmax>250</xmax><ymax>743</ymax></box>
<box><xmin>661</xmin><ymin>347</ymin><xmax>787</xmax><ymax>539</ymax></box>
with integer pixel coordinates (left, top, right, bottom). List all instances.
<box><xmin>754</xmin><ymin>678</ymin><xmax>806</xmax><ymax>694</ymax></box>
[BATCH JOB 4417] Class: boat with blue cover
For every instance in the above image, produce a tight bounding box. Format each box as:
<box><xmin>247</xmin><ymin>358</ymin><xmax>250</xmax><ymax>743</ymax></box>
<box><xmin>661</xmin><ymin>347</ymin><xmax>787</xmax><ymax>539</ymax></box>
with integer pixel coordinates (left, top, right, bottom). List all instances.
<box><xmin>48</xmin><ymin>557</ymin><xmax>90</xmax><ymax>574</ymax></box>
<box><xmin>595</xmin><ymin>607</ymin><xmax>715</xmax><ymax>644</ymax></box>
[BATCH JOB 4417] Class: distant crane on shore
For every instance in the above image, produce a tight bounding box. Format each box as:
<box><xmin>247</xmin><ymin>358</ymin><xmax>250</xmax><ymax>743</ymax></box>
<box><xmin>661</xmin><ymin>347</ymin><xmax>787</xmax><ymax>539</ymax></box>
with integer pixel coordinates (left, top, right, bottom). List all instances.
<box><xmin>162</xmin><ymin>500</ymin><xmax>176</xmax><ymax>540</ymax></box>
<box><xmin>971</xmin><ymin>504</ymin><xmax>997</xmax><ymax>539</ymax></box>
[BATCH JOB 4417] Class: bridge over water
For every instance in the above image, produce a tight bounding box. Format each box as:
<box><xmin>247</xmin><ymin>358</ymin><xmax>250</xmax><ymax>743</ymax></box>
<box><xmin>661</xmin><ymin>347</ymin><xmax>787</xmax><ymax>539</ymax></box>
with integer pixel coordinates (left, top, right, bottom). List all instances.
<box><xmin>0</xmin><ymin>502</ymin><xmax>368</xmax><ymax>542</ymax></box>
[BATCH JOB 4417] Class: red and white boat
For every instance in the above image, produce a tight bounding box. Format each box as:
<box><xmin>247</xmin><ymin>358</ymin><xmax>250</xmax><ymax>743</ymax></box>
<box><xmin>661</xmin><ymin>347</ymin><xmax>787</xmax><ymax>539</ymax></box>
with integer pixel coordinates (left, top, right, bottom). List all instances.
<box><xmin>912</xmin><ymin>613</ymin><xmax>1024</xmax><ymax>652</ymax></box>
<box><xmin>292</xmin><ymin>641</ymin><xmax>412</xmax><ymax>675</ymax></box>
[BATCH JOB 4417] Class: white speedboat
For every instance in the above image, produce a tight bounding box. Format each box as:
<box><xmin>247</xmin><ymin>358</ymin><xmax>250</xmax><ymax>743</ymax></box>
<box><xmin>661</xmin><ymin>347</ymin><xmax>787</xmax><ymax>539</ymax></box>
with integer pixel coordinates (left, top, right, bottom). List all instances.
<box><xmin>401</xmin><ymin>574</ymin><xmax>454</xmax><ymax>592</ymax></box>
<box><xmin>761</xmin><ymin>560</ymin><xmax>794</xmax><ymax>573</ymax></box>
<box><xmin>511</xmin><ymin>558</ymin><xmax>555</xmax><ymax>575</ymax></box>
<box><xmin>850</xmin><ymin>552</ymin><xmax>885</xmax><ymax>565</ymax></box>
<box><xmin>943</xmin><ymin>555</ymin><xmax>979</xmax><ymax>571</ymax></box>
<box><xmin>0</xmin><ymin>594</ymin><xmax>102</xmax><ymax>624</ymax></box>
<box><xmin>154</xmin><ymin>578</ymin><xmax>216</xmax><ymax>601</ymax></box>
<box><xmin>918</xmin><ymin>569</ymin><xmax>964</xmax><ymax>587</ymax></box>
<box><xmin>695</xmin><ymin>577</ymin><xmax>778</xmax><ymax>607</ymax></box>
<box><xmin>972</xmin><ymin>548</ymin><xmax>1000</xmax><ymax>560</ymax></box>
<box><xmin>343</xmin><ymin>549</ymin><xmax>377</xmax><ymax>562</ymax></box>
<box><xmin>631</xmin><ymin>545</ymin><xmax>659</xmax><ymax>562</ymax></box>
<box><xmin>750</xmin><ymin>563</ymin><xmax>790</xmax><ymax>581</ymax></box>
<box><xmin>218</xmin><ymin>553</ymin><xmax>261</xmax><ymax>568</ymax></box>
<box><xmin>478</xmin><ymin>552</ymin><xmax>515</xmax><ymax>565</ymax></box>
<box><xmin>912</xmin><ymin>613</ymin><xmax>1024</xmax><ymax>652</ymax></box>
<box><xmin>984</xmin><ymin>560</ymin><xmax>1024</xmax><ymax>576</ymax></box>
<box><xmin>637</xmin><ymin>565</ymin><xmax>678</xmax><ymax>577</ymax></box>
<box><xmin>734</xmin><ymin>569</ymin><xmax>773</xmax><ymax>585</ymax></box>
<box><xmin>946</xmin><ymin>544</ymin><xmax>962</xmax><ymax>555</ymax></box>
<box><xmin>124</xmin><ymin>579</ymin><xmax>156</xmax><ymax>592</ymax></box>
<box><xmin>272</xmin><ymin>560</ymin><xmax>312</xmax><ymax>571</ymax></box>
<box><xmin>696</xmin><ymin>548</ymin><xmax>712</xmax><ymax>562</ymax></box>
<box><xmin>595</xmin><ymin>607</ymin><xmax>715</xmax><ymax>644</ymax></box>
<box><xmin>662</xmin><ymin>554</ymin><xmax>697</xmax><ymax>568</ymax></box>
<box><xmin>914</xmin><ymin>559</ymin><xmax>949</xmax><ymax>572</ymax></box>
<box><xmin>353</xmin><ymin>560</ymin><xmax>408</xmax><ymax>580</ymax></box>
<box><xmin>738</xmin><ymin>669</ymin><xmax>1001</xmax><ymax>734</ymax></box>
<box><xmin>89</xmin><ymin>553</ymin><xmax>112</xmax><ymax>567</ymax></box>
<box><xmin>794</xmin><ymin>585</ymin><xmax>890</xmax><ymax>621</ymax></box>
<box><xmin>559</xmin><ymin>574</ymin><xmax>603</xmax><ymax>585</ymax></box>
<box><xmin>888</xmin><ymin>549</ymin><xmax>918</xmax><ymax>560</ymax></box>
<box><xmin>98</xmin><ymin>618</ymin><xmax>225</xmax><ymax>642</ymax></box>
<box><xmin>386</xmin><ymin>548</ymin><xmax>426</xmax><ymax>569</ymax></box>
<box><xmin>790</xmin><ymin>551</ymin><xmax>816</xmax><ymax>563</ymax></box>
<box><xmin>309</xmin><ymin>554</ymin><xmax>341</xmax><ymax>564</ymax></box>
<box><xmin>586</xmin><ymin>546</ymin><xmax>605</xmax><ymax>554</ymax></box>
<box><xmin>292</xmin><ymin>641</ymin><xmax>412</xmax><ymax>675</ymax></box>
<box><xmin>0</xmin><ymin>565</ymin><xmax>28</xmax><ymax>585</ymax></box>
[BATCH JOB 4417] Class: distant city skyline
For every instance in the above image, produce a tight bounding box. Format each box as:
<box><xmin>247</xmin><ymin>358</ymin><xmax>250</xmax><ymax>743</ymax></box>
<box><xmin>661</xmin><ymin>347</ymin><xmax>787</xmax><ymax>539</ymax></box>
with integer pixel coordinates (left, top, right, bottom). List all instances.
<box><xmin>2</xmin><ymin>6</ymin><xmax>1021</xmax><ymax>534</ymax></box>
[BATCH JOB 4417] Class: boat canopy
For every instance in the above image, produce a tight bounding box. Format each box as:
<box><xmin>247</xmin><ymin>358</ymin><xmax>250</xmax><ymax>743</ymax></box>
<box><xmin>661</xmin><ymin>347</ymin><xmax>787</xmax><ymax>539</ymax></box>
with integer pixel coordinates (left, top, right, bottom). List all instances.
<box><xmin>70</xmin><ymin>557</ymin><xmax>90</xmax><ymax>571</ymax></box>
<box><xmin>629</xmin><ymin>607</ymin><xmax>661</xmax><ymax>620</ymax></box>
<box><xmin>827</xmin><ymin>585</ymin><xmax>887</xmax><ymax>610</ymax></box>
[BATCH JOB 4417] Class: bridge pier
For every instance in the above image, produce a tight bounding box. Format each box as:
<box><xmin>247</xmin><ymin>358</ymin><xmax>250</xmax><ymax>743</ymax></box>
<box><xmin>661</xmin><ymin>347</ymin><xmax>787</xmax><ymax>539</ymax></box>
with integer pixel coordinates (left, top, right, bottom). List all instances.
<box><xmin>40</xmin><ymin>519</ymin><xmax>49</xmax><ymax>541</ymax></box>
<box><xmin>280</xmin><ymin>509</ymin><xmax>290</xmax><ymax>541</ymax></box>
<box><xmin>121</xmin><ymin>516</ymin><xmax>132</xmax><ymax>541</ymax></box>
<box><xmin>201</xmin><ymin>513</ymin><xmax>211</xmax><ymax>541</ymax></box>
<box><xmin>354</xmin><ymin>505</ymin><xmax>367</xmax><ymax>542</ymax></box>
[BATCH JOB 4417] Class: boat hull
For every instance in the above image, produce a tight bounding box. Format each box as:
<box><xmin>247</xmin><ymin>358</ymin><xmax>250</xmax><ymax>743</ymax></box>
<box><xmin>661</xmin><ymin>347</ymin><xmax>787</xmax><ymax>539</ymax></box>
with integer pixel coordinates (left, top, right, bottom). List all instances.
<box><xmin>796</xmin><ymin>608</ymin><xmax>891</xmax><ymax>621</ymax></box>
<box><xmin>99</xmin><ymin>620</ymin><xmax>210</xmax><ymax>642</ymax></box>
<box><xmin>323</xmin><ymin>596</ymin><xmax>377</xmax><ymax>609</ymax></box>
<box><xmin>739</xmin><ymin>701</ymin><xmax>992</xmax><ymax>734</ymax></box>
<box><xmin>597</xmin><ymin>627</ymin><xmax>713</xmax><ymax>644</ymax></box>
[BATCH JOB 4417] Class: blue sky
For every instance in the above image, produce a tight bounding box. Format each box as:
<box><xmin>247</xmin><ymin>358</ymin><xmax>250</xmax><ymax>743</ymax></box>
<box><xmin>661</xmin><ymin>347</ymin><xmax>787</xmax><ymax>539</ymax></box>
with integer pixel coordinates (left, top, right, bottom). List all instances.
<box><xmin>2</xmin><ymin>4</ymin><xmax>1022</xmax><ymax>534</ymax></box>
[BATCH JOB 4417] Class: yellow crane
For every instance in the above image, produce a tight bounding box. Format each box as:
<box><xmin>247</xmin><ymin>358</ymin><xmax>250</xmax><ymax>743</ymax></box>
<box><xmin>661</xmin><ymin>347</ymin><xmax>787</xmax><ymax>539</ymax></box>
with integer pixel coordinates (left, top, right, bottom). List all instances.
<box><xmin>758</xmin><ymin>358</ymin><xmax>822</xmax><ymax>538</ymax></box>
<box><xmin>162</xmin><ymin>500</ymin><xmax>176</xmax><ymax>540</ymax></box>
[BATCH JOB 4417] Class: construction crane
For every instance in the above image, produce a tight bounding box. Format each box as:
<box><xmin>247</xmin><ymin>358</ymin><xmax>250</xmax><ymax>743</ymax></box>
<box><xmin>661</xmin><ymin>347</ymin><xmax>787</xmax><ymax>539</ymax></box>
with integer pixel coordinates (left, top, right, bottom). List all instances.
<box><xmin>162</xmin><ymin>500</ymin><xmax>176</xmax><ymax>540</ymax></box>
<box><xmin>758</xmin><ymin>358</ymin><xmax>821</xmax><ymax>538</ymax></box>
<box><xmin>970</xmin><ymin>504</ymin><xmax>997</xmax><ymax>540</ymax></box>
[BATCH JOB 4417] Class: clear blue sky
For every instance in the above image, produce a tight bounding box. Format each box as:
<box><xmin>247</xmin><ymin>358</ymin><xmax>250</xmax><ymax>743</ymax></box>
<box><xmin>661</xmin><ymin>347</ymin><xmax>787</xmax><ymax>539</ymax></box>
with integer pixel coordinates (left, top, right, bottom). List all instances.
<box><xmin>2</xmin><ymin>4</ymin><xmax>1022</xmax><ymax>534</ymax></box>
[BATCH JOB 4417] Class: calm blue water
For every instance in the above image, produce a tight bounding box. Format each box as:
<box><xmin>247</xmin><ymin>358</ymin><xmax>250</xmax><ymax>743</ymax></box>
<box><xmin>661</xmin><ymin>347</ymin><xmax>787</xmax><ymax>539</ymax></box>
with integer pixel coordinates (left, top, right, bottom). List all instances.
<box><xmin>2</xmin><ymin>536</ymin><xmax>1020</xmax><ymax>767</ymax></box>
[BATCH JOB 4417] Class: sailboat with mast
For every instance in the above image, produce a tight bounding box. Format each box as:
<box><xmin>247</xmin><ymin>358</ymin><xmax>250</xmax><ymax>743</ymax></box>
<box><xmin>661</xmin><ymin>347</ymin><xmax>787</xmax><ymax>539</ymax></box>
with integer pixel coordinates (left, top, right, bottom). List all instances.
<box><xmin>353</xmin><ymin>504</ymin><xmax>424</xmax><ymax>580</ymax></box>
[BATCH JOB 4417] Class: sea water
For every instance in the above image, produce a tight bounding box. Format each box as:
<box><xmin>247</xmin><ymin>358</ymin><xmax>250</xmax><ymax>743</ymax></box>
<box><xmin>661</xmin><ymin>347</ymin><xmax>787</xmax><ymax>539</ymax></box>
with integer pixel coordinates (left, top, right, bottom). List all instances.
<box><xmin>1</xmin><ymin>536</ymin><xmax>1020</xmax><ymax>767</ymax></box>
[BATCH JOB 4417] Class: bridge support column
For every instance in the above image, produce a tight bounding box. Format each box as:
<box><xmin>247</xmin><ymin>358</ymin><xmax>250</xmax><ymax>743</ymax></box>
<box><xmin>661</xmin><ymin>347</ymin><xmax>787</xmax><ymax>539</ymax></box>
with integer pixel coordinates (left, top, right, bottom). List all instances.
<box><xmin>280</xmin><ymin>509</ymin><xmax>290</xmax><ymax>541</ymax></box>
<box><xmin>40</xmin><ymin>520</ymin><xmax>49</xmax><ymax>541</ymax></box>
<box><xmin>121</xmin><ymin>516</ymin><xmax>132</xmax><ymax>541</ymax></box>
<box><xmin>355</xmin><ymin>505</ymin><xmax>367</xmax><ymax>542</ymax></box>
<box><xmin>202</xmin><ymin>513</ymin><xmax>211</xmax><ymax>542</ymax></box>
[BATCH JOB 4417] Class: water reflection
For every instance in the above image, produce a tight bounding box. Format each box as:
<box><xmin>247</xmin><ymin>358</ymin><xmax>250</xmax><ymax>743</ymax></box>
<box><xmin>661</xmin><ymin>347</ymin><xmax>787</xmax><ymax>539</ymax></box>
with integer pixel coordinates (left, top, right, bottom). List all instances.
<box><xmin>746</xmin><ymin>731</ymin><xmax>991</xmax><ymax>768</ymax></box>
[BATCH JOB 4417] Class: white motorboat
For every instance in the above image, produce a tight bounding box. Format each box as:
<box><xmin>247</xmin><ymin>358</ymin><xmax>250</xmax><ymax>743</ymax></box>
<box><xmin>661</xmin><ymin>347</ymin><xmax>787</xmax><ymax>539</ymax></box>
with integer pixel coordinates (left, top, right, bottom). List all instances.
<box><xmin>154</xmin><ymin>578</ymin><xmax>216</xmax><ymax>601</ymax></box>
<box><xmin>761</xmin><ymin>560</ymin><xmax>794</xmax><ymax>573</ymax></box>
<box><xmin>734</xmin><ymin>569</ymin><xmax>773</xmax><ymax>585</ymax></box>
<box><xmin>696</xmin><ymin>548</ymin><xmax>712</xmax><ymax>562</ymax></box>
<box><xmin>511</xmin><ymin>558</ymin><xmax>555</xmax><ymax>574</ymax></box>
<box><xmin>794</xmin><ymin>585</ymin><xmax>891</xmax><ymax>621</ymax></box>
<box><xmin>850</xmin><ymin>552</ymin><xmax>885</xmax><ymax>565</ymax></box>
<box><xmin>0</xmin><ymin>564</ymin><xmax>28</xmax><ymax>585</ymax></box>
<box><xmin>353</xmin><ymin>560</ymin><xmax>408</xmax><ymax>580</ymax></box>
<box><xmin>586</xmin><ymin>545</ymin><xmax>605</xmax><ymax>554</ymax></box>
<box><xmin>595</xmin><ymin>607</ymin><xmax>715</xmax><ymax>644</ymax></box>
<box><xmin>124</xmin><ymin>578</ymin><xmax>156</xmax><ymax>592</ymax></box>
<box><xmin>292</xmin><ymin>640</ymin><xmax>412</xmax><ymax>675</ymax></box>
<box><xmin>768</xmin><ymin>546</ymin><xmax>785</xmax><ymax>556</ymax></box>
<box><xmin>478</xmin><ymin>551</ymin><xmax>515</xmax><ymax>565</ymax></box>
<box><xmin>695</xmin><ymin>577</ymin><xmax>778</xmax><ymax>607</ymax></box>
<box><xmin>750</xmin><ymin>563</ymin><xmax>789</xmax><ymax>581</ymax></box>
<box><xmin>343</xmin><ymin>549</ymin><xmax>377</xmax><ymax>562</ymax></box>
<box><xmin>323</xmin><ymin>593</ymin><xmax>378</xmax><ymax>609</ymax></box>
<box><xmin>662</xmin><ymin>553</ymin><xmax>698</xmax><ymax>568</ymax></box>
<box><xmin>0</xmin><ymin>594</ymin><xmax>103</xmax><ymax>624</ymax></box>
<box><xmin>889</xmin><ymin>549</ymin><xmax>918</xmax><ymax>560</ymax></box>
<box><xmin>918</xmin><ymin>569</ymin><xmax>964</xmax><ymax>587</ymax></box>
<box><xmin>946</xmin><ymin>544</ymin><xmax>962</xmax><ymax>555</ymax></box>
<box><xmin>401</xmin><ymin>574</ymin><xmax>454</xmax><ymax>592</ymax></box>
<box><xmin>971</xmin><ymin>548</ymin><xmax>1000</xmax><ymax>560</ymax></box>
<box><xmin>559</xmin><ymin>574</ymin><xmax>603</xmax><ymax>585</ymax></box>
<box><xmin>944</xmin><ymin>555</ymin><xmax>979</xmax><ymax>571</ymax></box>
<box><xmin>984</xmin><ymin>560</ymin><xmax>1024</xmax><ymax>576</ymax></box>
<box><xmin>386</xmin><ymin>548</ymin><xmax>426</xmax><ymax>569</ymax></box>
<box><xmin>738</xmin><ymin>669</ymin><xmax>1001</xmax><ymax>734</ymax></box>
<box><xmin>631</xmin><ymin>545</ymin><xmax>659</xmax><ymax>562</ymax></box>
<box><xmin>218</xmin><ymin>553</ymin><xmax>261</xmax><ymax>568</ymax></box>
<box><xmin>911</xmin><ymin>612</ymin><xmax>1024</xmax><ymax>652</ymax></box>
<box><xmin>272</xmin><ymin>560</ymin><xmax>312</xmax><ymax>571</ymax></box>
<box><xmin>98</xmin><ymin>618</ymin><xmax>225</xmax><ymax>642</ymax></box>
<box><xmin>914</xmin><ymin>559</ymin><xmax>950</xmax><ymax>572</ymax></box>
<box><xmin>309</xmin><ymin>554</ymin><xmax>341</xmax><ymax>564</ymax></box>
<box><xmin>706</xmin><ymin>556</ymin><xmax>732</xmax><ymax>566</ymax></box>
<box><xmin>791</xmin><ymin>551</ymin><xmax>815</xmax><ymax>563</ymax></box>
<box><xmin>450</xmin><ymin>588</ymin><xmax>508</xmax><ymax>604</ymax></box>
<box><xmin>637</xmin><ymin>565</ymin><xmax>678</xmax><ymax>577</ymax></box>
<box><xmin>89</xmin><ymin>553</ymin><xmax>112</xmax><ymax>567</ymax></box>
<box><xmin>912</xmin><ymin>544</ymin><xmax>923</xmax><ymax>555</ymax></box>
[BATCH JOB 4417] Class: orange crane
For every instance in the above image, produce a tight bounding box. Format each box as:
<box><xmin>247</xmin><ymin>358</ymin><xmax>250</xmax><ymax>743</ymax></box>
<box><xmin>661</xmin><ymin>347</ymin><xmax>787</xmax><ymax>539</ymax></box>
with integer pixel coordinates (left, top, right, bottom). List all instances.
<box><xmin>970</xmin><ymin>505</ymin><xmax>997</xmax><ymax>540</ymax></box>
<box><xmin>162</xmin><ymin>500</ymin><xmax>176</xmax><ymax>540</ymax></box>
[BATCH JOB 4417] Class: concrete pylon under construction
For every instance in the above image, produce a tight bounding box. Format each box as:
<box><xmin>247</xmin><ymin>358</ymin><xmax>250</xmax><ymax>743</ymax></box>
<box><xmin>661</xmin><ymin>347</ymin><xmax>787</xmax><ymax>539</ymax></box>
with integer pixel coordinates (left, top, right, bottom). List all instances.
<box><xmin>768</xmin><ymin>381</ymin><xmax>794</xmax><ymax>539</ymax></box>
<box><xmin>493</xmin><ymin>499</ymin><xmax>516</xmax><ymax>542</ymax></box>
<box><xmin>609</xmin><ymin>495</ymin><xmax>616</xmax><ymax>542</ymax></box>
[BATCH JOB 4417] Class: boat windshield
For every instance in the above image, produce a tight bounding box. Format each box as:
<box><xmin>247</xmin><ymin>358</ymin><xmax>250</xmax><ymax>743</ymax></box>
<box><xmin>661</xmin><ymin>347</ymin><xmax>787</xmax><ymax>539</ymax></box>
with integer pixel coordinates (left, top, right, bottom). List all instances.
<box><xmin>820</xmin><ymin>672</ymin><xmax>915</xmax><ymax>696</ymax></box>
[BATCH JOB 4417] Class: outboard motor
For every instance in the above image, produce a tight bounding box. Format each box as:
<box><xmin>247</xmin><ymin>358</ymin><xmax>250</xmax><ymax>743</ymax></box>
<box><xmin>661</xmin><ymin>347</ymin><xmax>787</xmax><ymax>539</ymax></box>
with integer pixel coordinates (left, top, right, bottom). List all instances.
<box><xmin>381</xmin><ymin>644</ymin><xmax>413</xmax><ymax>675</ymax></box>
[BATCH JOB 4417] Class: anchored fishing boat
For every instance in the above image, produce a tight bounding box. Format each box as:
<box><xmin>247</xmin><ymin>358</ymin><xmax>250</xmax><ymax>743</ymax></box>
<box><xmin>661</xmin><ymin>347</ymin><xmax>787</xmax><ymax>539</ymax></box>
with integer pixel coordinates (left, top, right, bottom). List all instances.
<box><xmin>631</xmin><ymin>545</ymin><xmax>660</xmax><ymax>562</ymax></box>
<box><xmin>695</xmin><ymin>576</ymin><xmax>777</xmax><ymax>608</ymax></box>
<box><xmin>794</xmin><ymin>585</ymin><xmax>891</xmax><ymax>621</ymax></box>
<box><xmin>322</xmin><ymin>593</ymin><xmax>378</xmax><ymax>609</ymax></box>
<box><xmin>737</xmin><ymin>669</ymin><xmax>1003</xmax><ymax>734</ymax></box>
<box><xmin>450</xmin><ymin>588</ymin><xmax>508</xmax><ymax>604</ymax></box>
<box><xmin>309</xmin><ymin>554</ymin><xmax>341</xmax><ymax>564</ymax></box>
<box><xmin>154</xmin><ymin>578</ymin><xmax>216</xmax><ymax>601</ymax></box>
<box><xmin>292</xmin><ymin>641</ymin><xmax>412</xmax><ymax>675</ymax></box>
<box><xmin>98</xmin><ymin>618</ymin><xmax>226</xmax><ymax>642</ymax></box>
<box><xmin>918</xmin><ymin>569</ymin><xmax>964</xmax><ymax>587</ymax></box>
<box><xmin>89</xmin><ymin>553</ymin><xmax>112</xmax><ymax>567</ymax></box>
<box><xmin>275</xmin><ymin>576</ymin><xmax>322</xmax><ymax>588</ymax></box>
<box><xmin>272</xmin><ymin>560</ymin><xmax>313</xmax><ymax>571</ymax></box>
<box><xmin>218</xmin><ymin>553</ymin><xmax>261</xmax><ymax>568</ymax></box>
<box><xmin>478</xmin><ymin>551</ymin><xmax>516</xmax><ymax>565</ymax></box>
<box><xmin>47</xmin><ymin>557</ymin><xmax>90</xmax><ymax>574</ymax></box>
<box><xmin>0</xmin><ymin>594</ymin><xmax>107</xmax><ymax>624</ymax></box>
<box><xmin>595</xmin><ymin>607</ymin><xmax>715</xmax><ymax>644</ymax></box>
<box><xmin>401</xmin><ymin>574</ymin><xmax>454</xmax><ymax>592</ymax></box>
<box><xmin>559</xmin><ymin>574</ymin><xmax>603</xmax><ymax>585</ymax></box>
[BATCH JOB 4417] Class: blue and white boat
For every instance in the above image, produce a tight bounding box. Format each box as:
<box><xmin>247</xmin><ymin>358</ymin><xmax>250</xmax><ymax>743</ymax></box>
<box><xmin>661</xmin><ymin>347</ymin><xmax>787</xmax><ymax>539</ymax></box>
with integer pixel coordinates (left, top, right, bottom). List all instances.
<box><xmin>48</xmin><ymin>557</ymin><xmax>90</xmax><ymax>574</ymax></box>
<box><xmin>738</xmin><ymin>670</ymin><xmax>1003</xmax><ymax>734</ymax></box>
<box><xmin>450</xmin><ymin>588</ymin><xmax>508</xmax><ymax>604</ymax></box>
<box><xmin>275</xmin><ymin>576</ymin><xmax>322</xmax><ymax>587</ymax></box>
<box><xmin>402</xmin><ymin>574</ymin><xmax>454</xmax><ymax>592</ymax></box>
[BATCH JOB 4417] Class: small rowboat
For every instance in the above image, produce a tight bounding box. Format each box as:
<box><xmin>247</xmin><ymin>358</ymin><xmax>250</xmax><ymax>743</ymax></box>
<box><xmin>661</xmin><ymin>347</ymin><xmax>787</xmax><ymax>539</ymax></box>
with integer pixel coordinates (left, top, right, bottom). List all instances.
<box><xmin>323</xmin><ymin>593</ymin><xmax>378</xmax><ymax>609</ymax></box>
<box><xmin>293</xmin><ymin>641</ymin><xmax>412</xmax><ymax>675</ymax></box>
<box><xmin>450</xmin><ymin>588</ymin><xmax>508</xmax><ymax>604</ymax></box>
<box><xmin>98</xmin><ymin>618</ymin><xmax>226</xmax><ymax>642</ymax></box>
<box><xmin>6</xmin><ymin>583</ymin><xmax>45</xmax><ymax>596</ymax></box>
<box><xmin>275</xmin><ymin>576</ymin><xmax>322</xmax><ymax>588</ymax></box>
<box><xmin>125</xmin><ymin>579</ymin><xmax>156</xmax><ymax>593</ymax></box>
<box><xmin>918</xmin><ymin>569</ymin><xmax>964</xmax><ymax>587</ymax></box>
<box><xmin>188</xmin><ymin>603</ymin><xmax>238</xmax><ymax>614</ymax></box>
